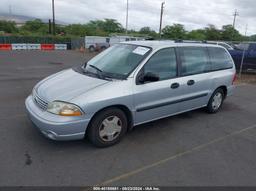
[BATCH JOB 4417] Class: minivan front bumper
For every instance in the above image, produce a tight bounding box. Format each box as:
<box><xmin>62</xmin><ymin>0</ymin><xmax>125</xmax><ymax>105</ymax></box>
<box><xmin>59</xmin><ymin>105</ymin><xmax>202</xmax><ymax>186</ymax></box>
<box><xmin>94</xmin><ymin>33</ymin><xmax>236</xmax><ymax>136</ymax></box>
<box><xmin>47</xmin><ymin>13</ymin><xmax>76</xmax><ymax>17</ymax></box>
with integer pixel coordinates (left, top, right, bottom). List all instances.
<box><xmin>25</xmin><ymin>95</ymin><xmax>90</xmax><ymax>141</ymax></box>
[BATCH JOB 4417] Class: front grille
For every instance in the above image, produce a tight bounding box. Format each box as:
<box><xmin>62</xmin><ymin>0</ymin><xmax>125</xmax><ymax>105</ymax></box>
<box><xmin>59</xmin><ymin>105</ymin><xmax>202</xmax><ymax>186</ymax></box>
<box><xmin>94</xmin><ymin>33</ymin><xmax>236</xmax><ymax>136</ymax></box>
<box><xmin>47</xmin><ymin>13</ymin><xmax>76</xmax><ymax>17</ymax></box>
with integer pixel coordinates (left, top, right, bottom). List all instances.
<box><xmin>33</xmin><ymin>91</ymin><xmax>48</xmax><ymax>110</ymax></box>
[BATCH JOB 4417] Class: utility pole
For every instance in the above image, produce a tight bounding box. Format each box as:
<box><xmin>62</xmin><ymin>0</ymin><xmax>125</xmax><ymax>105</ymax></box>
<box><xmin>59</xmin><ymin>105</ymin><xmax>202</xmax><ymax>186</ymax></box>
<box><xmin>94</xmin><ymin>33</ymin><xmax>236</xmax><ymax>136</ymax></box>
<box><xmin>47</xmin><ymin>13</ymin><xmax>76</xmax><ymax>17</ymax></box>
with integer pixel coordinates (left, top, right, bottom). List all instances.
<box><xmin>232</xmin><ymin>9</ymin><xmax>239</xmax><ymax>29</ymax></box>
<box><xmin>48</xmin><ymin>19</ymin><xmax>52</xmax><ymax>34</ymax></box>
<box><xmin>125</xmin><ymin>0</ymin><xmax>129</xmax><ymax>34</ymax></box>
<box><xmin>9</xmin><ymin>5</ymin><xmax>12</xmax><ymax>16</ymax></box>
<box><xmin>159</xmin><ymin>2</ymin><xmax>165</xmax><ymax>38</ymax></box>
<box><xmin>239</xmin><ymin>24</ymin><xmax>248</xmax><ymax>79</ymax></box>
<box><xmin>52</xmin><ymin>0</ymin><xmax>56</xmax><ymax>35</ymax></box>
<box><xmin>231</xmin><ymin>9</ymin><xmax>239</xmax><ymax>41</ymax></box>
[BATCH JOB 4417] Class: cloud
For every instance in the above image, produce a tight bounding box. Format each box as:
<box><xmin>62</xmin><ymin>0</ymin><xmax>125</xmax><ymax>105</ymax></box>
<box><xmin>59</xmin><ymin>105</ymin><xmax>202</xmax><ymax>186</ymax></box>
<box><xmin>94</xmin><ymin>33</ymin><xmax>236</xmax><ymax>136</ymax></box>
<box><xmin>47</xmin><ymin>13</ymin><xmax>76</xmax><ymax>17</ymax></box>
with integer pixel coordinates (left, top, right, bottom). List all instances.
<box><xmin>0</xmin><ymin>0</ymin><xmax>255</xmax><ymax>35</ymax></box>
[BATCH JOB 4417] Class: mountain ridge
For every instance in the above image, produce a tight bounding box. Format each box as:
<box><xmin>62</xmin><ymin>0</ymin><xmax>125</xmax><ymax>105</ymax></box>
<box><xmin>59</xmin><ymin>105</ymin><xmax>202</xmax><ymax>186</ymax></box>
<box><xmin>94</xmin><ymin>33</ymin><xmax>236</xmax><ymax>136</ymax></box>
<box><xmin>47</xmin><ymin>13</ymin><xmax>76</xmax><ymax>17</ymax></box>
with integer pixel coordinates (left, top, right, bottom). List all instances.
<box><xmin>0</xmin><ymin>13</ymin><xmax>66</xmax><ymax>25</ymax></box>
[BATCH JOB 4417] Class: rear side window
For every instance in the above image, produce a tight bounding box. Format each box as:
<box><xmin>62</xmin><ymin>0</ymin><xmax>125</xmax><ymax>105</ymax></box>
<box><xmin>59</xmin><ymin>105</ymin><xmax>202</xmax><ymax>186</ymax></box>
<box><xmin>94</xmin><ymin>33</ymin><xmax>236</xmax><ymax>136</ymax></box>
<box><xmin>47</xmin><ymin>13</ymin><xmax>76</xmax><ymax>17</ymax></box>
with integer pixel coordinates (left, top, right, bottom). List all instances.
<box><xmin>144</xmin><ymin>48</ymin><xmax>177</xmax><ymax>80</ymax></box>
<box><xmin>208</xmin><ymin>47</ymin><xmax>233</xmax><ymax>70</ymax></box>
<box><xmin>179</xmin><ymin>47</ymin><xmax>210</xmax><ymax>76</ymax></box>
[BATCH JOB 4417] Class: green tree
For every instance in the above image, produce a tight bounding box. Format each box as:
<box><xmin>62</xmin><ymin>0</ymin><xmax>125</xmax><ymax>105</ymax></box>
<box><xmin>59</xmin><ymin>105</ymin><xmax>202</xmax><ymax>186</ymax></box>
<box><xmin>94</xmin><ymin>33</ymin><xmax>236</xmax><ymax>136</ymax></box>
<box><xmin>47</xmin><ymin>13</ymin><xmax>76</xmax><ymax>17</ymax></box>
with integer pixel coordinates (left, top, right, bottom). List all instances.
<box><xmin>139</xmin><ymin>27</ymin><xmax>158</xmax><ymax>38</ymax></box>
<box><xmin>139</xmin><ymin>27</ymin><xmax>151</xmax><ymax>34</ymax></box>
<box><xmin>102</xmin><ymin>19</ymin><xmax>124</xmax><ymax>33</ymax></box>
<box><xmin>187</xmin><ymin>29</ymin><xmax>206</xmax><ymax>40</ymax></box>
<box><xmin>64</xmin><ymin>24</ymin><xmax>87</xmax><ymax>36</ymax></box>
<box><xmin>0</xmin><ymin>20</ymin><xmax>18</xmax><ymax>33</ymax></box>
<box><xmin>221</xmin><ymin>25</ymin><xmax>242</xmax><ymax>41</ymax></box>
<box><xmin>85</xmin><ymin>19</ymin><xmax>124</xmax><ymax>35</ymax></box>
<box><xmin>204</xmin><ymin>24</ymin><xmax>221</xmax><ymax>40</ymax></box>
<box><xmin>162</xmin><ymin>24</ymin><xmax>186</xmax><ymax>39</ymax></box>
<box><xmin>250</xmin><ymin>34</ymin><xmax>256</xmax><ymax>41</ymax></box>
<box><xmin>21</xmin><ymin>19</ymin><xmax>48</xmax><ymax>34</ymax></box>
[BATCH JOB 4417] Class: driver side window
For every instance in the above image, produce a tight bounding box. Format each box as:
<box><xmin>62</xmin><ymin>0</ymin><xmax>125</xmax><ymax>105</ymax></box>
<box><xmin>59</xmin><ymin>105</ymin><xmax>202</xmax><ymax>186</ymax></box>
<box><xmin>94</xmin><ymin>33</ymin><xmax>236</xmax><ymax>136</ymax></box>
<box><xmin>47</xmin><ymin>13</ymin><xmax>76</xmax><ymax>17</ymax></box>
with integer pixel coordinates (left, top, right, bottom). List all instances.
<box><xmin>144</xmin><ymin>48</ymin><xmax>177</xmax><ymax>81</ymax></box>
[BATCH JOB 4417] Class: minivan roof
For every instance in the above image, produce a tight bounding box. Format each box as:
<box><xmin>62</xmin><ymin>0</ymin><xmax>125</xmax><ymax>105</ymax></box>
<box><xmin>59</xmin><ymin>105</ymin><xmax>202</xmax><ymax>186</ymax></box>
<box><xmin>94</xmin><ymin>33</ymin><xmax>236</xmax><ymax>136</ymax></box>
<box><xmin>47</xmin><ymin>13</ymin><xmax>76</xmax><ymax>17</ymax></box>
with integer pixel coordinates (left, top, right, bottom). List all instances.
<box><xmin>121</xmin><ymin>40</ymin><xmax>223</xmax><ymax>50</ymax></box>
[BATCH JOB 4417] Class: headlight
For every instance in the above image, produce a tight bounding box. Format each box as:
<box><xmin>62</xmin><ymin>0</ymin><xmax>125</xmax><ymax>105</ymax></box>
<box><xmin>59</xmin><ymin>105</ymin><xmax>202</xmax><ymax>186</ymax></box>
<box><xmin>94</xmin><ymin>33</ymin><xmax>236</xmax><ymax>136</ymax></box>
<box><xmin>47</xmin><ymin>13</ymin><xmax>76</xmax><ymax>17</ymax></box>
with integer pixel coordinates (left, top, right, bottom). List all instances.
<box><xmin>47</xmin><ymin>101</ymin><xmax>83</xmax><ymax>116</ymax></box>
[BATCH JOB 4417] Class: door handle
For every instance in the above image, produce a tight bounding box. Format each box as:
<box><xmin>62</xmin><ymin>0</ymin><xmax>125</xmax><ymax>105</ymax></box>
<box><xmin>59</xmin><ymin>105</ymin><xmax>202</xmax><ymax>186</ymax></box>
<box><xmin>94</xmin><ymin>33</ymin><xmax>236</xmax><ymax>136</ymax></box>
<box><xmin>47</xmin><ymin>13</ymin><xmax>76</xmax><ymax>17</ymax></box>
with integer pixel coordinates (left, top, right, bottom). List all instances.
<box><xmin>171</xmin><ymin>83</ymin><xmax>180</xmax><ymax>89</ymax></box>
<box><xmin>187</xmin><ymin>80</ymin><xmax>195</xmax><ymax>86</ymax></box>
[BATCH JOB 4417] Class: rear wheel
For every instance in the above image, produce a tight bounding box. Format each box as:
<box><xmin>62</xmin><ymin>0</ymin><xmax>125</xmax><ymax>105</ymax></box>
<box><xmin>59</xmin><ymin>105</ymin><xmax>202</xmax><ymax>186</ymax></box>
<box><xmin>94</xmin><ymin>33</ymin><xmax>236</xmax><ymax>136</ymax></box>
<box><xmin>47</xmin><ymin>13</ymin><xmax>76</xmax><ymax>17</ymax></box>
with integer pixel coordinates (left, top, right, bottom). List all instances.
<box><xmin>101</xmin><ymin>46</ymin><xmax>106</xmax><ymax>51</ymax></box>
<box><xmin>206</xmin><ymin>88</ymin><xmax>224</xmax><ymax>113</ymax></box>
<box><xmin>87</xmin><ymin>108</ymin><xmax>128</xmax><ymax>147</ymax></box>
<box><xmin>89</xmin><ymin>46</ymin><xmax>95</xmax><ymax>52</ymax></box>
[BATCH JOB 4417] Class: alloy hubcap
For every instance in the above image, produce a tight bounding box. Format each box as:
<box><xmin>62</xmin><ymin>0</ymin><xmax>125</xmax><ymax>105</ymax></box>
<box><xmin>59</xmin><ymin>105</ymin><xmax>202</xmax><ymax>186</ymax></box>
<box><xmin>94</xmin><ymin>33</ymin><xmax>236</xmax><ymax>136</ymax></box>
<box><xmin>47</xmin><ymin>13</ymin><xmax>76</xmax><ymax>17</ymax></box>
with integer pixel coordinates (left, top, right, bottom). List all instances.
<box><xmin>99</xmin><ymin>116</ymin><xmax>122</xmax><ymax>142</ymax></box>
<box><xmin>212</xmin><ymin>92</ymin><xmax>222</xmax><ymax>110</ymax></box>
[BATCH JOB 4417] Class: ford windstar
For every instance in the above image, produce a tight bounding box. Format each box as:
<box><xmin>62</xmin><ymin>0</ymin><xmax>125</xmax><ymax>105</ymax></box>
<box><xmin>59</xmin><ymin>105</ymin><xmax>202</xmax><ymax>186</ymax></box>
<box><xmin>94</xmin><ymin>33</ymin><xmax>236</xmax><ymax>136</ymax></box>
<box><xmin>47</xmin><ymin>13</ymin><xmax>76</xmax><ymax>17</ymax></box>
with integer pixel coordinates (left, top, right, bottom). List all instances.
<box><xmin>25</xmin><ymin>41</ymin><xmax>236</xmax><ymax>147</ymax></box>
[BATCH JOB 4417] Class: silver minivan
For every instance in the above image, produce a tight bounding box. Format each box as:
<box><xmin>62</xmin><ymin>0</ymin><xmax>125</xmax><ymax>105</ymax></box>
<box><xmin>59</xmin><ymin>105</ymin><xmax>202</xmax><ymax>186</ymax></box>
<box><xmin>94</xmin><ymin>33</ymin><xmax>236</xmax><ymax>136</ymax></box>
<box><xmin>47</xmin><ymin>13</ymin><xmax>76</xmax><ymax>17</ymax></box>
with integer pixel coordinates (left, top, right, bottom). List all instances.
<box><xmin>25</xmin><ymin>41</ymin><xmax>236</xmax><ymax>147</ymax></box>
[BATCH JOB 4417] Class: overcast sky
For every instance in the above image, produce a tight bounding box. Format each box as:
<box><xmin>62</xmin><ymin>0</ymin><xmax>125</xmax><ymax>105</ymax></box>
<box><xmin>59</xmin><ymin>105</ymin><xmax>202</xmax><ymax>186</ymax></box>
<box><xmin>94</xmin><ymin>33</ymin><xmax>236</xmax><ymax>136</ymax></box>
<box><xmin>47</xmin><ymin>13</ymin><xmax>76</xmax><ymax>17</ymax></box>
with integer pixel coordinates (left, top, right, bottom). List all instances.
<box><xmin>1</xmin><ymin>0</ymin><xmax>255</xmax><ymax>35</ymax></box>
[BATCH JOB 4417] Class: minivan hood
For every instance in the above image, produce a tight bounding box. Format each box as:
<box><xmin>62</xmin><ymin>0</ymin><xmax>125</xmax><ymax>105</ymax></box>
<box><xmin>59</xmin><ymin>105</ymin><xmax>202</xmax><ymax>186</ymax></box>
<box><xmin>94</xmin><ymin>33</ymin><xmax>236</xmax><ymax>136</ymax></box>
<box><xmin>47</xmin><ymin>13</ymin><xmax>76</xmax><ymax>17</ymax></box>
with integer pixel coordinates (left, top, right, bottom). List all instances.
<box><xmin>36</xmin><ymin>68</ymin><xmax>109</xmax><ymax>102</ymax></box>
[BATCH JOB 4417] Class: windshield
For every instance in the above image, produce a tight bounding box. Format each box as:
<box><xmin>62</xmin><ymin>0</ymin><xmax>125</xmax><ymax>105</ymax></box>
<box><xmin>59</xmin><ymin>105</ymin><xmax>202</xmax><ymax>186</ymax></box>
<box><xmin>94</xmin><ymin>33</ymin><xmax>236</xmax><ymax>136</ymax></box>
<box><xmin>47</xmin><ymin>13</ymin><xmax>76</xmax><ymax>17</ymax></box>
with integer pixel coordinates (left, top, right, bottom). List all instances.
<box><xmin>84</xmin><ymin>44</ymin><xmax>151</xmax><ymax>79</ymax></box>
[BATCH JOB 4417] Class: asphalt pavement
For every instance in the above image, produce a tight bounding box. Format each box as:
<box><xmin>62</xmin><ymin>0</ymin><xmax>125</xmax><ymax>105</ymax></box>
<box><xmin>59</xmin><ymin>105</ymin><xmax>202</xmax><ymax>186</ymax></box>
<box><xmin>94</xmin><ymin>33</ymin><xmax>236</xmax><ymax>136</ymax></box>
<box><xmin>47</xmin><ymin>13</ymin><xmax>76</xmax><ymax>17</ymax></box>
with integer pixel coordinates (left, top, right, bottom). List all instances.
<box><xmin>0</xmin><ymin>50</ymin><xmax>256</xmax><ymax>186</ymax></box>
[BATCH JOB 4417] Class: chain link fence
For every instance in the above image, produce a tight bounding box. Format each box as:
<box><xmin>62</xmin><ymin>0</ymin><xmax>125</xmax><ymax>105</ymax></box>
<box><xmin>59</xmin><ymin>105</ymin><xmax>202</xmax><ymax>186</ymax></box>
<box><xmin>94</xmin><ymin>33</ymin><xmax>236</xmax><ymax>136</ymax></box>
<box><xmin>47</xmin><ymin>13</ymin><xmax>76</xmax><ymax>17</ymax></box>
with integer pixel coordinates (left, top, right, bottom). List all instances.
<box><xmin>71</xmin><ymin>37</ymin><xmax>84</xmax><ymax>50</ymax></box>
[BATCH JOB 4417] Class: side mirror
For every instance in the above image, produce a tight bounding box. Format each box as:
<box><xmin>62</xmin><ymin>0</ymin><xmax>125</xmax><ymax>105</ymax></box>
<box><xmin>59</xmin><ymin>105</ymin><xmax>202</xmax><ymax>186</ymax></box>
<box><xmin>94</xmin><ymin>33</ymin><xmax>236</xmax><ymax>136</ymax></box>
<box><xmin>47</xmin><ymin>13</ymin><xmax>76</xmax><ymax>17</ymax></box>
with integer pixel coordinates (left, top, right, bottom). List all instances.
<box><xmin>139</xmin><ymin>72</ymin><xmax>160</xmax><ymax>83</ymax></box>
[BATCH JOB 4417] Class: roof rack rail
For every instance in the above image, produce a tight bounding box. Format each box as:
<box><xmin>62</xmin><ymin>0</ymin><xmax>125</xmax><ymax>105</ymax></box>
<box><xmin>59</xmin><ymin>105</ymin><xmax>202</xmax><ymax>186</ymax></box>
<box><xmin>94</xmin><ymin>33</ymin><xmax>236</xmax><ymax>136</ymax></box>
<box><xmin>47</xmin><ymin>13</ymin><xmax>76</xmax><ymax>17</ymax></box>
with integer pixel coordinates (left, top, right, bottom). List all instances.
<box><xmin>174</xmin><ymin>40</ymin><xmax>207</xmax><ymax>43</ymax></box>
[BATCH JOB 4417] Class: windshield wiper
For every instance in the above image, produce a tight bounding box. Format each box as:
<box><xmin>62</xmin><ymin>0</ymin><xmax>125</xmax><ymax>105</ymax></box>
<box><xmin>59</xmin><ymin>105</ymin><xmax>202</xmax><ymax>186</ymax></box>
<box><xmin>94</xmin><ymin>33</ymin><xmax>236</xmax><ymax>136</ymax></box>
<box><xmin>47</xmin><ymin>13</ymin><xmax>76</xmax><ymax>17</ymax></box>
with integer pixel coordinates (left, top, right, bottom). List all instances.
<box><xmin>88</xmin><ymin>64</ymin><xmax>102</xmax><ymax>73</ymax></box>
<box><xmin>89</xmin><ymin>64</ymin><xmax>107</xmax><ymax>80</ymax></box>
<box><xmin>84</xmin><ymin>64</ymin><xmax>113</xmax><ymax>81</ymax></box>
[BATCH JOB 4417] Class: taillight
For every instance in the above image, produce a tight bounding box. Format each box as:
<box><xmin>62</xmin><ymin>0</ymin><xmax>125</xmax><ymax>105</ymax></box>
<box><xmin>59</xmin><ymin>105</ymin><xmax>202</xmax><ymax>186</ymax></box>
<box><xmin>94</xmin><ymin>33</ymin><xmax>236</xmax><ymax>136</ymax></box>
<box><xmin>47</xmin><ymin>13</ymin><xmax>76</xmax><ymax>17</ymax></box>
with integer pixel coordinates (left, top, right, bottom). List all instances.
<box><xmin>232</xmin><ymin>74</ymin><xmax>237</xmax><ymax>85</ymax></box>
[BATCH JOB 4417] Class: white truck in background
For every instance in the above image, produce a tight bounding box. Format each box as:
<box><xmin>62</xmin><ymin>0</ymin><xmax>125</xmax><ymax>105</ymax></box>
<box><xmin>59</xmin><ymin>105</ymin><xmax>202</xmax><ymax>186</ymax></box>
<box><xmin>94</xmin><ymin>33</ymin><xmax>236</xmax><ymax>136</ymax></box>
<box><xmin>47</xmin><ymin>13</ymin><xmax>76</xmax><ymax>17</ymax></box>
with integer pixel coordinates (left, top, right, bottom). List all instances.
<box><xmin>85</xmin><ymin>36</ymin><xmax>145</xmax><ymax>52</ymax></box>
<box><xmin>109</xmin><ymin>36</ymin><xmax>144</xmax><ymax>46</ymax></box>
<box><xmin>85</xmin><ymin>36</ymin><xmax>110</xmax><ymax>52</ymax></box>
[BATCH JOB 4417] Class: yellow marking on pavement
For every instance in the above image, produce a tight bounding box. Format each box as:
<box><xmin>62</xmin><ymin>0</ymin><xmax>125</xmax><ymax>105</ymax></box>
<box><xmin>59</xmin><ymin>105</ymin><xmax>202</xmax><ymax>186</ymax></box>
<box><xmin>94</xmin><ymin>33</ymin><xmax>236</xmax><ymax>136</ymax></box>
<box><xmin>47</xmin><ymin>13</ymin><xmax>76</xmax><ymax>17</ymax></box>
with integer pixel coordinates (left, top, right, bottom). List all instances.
<box><xmin>100</xmin><ymin>123</ymin><xmax>256</xmax><ymax>185</ymax></box>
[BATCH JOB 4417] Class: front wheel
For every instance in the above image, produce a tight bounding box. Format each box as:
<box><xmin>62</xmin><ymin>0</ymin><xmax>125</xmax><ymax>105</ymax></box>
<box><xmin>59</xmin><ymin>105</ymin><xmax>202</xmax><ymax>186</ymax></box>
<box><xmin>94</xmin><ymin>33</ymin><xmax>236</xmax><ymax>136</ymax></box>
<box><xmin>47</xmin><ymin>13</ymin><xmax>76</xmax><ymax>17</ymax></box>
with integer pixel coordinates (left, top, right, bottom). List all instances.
<box><xmin>88</xmin><ymin>46</ymin><xmax>95</xmax><ymax>52</ymax></box>
<box><xmin>206</xmin><ymin>88</ymin><xmax>224</xmax><ymax>113</ymax></box>
<box><xmin>87</xmin><ymin>108</ymin><xmax>128</xmax><ymax>147</ymax></box>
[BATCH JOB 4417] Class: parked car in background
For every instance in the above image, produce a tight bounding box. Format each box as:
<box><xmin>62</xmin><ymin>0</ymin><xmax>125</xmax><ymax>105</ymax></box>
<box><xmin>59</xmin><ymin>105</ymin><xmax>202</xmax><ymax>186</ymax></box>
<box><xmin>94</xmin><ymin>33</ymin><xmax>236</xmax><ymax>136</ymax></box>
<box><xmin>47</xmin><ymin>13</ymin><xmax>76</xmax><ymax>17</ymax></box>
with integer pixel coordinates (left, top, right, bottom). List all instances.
<box><xmin>95</xmin><ymin>42</ymin><xmax>110</xmax><ymax>52</ymax></box>
<box><xmin>25</xmin><ymin>41</ymin><xmax>236</xmax><ymax>147</ymax></box>
<box><xmin>85</xmin><ymin>36</ymin><xmax>145</xmax><ymax>52</ymax></box>
<box><xmin>85</xmin><ymin>36</ymin><xmax>109</xmax><ymax>52</ymax></box>
<box><xmin>109</xmin><ymin>36</ymin><xmax>144</xmax><ymax>46</ymax></box>
<box><xmin>228</xmin><ymin>42</ymin><xmax>256</xmax><ymax>71</ymax></box>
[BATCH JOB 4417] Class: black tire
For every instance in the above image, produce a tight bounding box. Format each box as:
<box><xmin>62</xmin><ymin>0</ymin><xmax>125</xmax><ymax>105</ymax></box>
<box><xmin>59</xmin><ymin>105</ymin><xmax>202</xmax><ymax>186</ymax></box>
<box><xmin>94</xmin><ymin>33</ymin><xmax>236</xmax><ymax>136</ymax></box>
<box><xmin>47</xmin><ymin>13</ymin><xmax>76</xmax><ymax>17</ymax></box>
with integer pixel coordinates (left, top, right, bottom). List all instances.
<box><xmin>101</xmin><ymin>46</ymin><xmax>106</xmax><ymax>51</ymax></box>
<box><xmin>89</xmin><ymin>46</ymin><xmax>95</xmax><ymax>52</ymax></box>
<box><xmin>206</xmin><ymin>88</ymin><xmax>224</xmax><ymax>113</ymax></box>
<box><xmin>87</xmin><ymin>108</ymin><xmax>128</xmax><ymax>147</ymax></box>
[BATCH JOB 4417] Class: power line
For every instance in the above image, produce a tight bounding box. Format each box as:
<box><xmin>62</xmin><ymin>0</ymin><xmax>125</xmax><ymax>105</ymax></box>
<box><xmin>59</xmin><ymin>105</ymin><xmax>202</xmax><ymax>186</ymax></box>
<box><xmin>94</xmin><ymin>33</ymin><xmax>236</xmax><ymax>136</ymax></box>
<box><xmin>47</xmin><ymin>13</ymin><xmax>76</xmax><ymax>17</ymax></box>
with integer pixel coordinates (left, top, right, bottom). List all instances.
<box><xmin>159</xmin><ymin>2</ymin><xmax>165</xmax><ymax>38</ymax></box>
